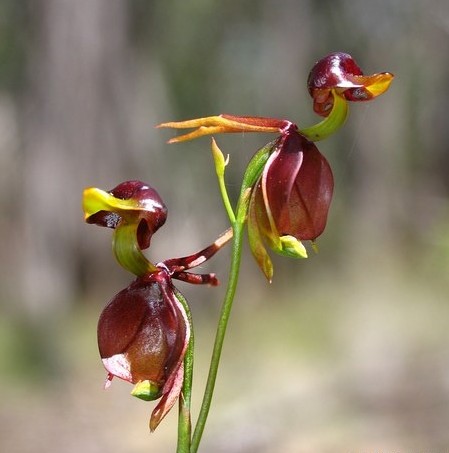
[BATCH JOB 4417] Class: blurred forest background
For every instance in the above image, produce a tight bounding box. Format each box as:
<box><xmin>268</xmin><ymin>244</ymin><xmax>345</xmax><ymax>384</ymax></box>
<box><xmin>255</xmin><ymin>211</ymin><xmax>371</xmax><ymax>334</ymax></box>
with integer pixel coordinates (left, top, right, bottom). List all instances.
<box><xmin>1</xmin><ymin>0</ymin><xmax>449</xmax><ymax>451</ymax></box>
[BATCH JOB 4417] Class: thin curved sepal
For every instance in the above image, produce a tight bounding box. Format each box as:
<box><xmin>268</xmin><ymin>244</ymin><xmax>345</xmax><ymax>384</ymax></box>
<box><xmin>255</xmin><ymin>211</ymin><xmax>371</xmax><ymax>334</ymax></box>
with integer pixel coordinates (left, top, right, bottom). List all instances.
<box><xmin>157</xmin><ymin>114</ymin><xmax>290</xmax><ymax>143</ymax></box>
<box><xmin>160</xmin><ymin>228</ymin><xmax>233</xmax><ymax>274</ymax></box>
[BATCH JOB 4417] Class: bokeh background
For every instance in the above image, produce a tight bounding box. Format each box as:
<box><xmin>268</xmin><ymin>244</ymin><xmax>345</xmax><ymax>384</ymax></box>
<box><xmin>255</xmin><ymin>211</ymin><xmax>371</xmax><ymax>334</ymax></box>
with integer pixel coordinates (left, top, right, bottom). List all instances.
<box><xmin>1</xmin><ymin>0</ymin><xmax>449</xmax><ymax>451</ymax></box>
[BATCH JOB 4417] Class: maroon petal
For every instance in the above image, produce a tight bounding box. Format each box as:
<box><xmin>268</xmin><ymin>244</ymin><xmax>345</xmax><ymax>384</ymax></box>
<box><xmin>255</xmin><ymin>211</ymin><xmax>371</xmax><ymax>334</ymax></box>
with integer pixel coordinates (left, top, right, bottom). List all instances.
<box><xmin>97</xmin><ymin>271</ymin><xmax>189</xmax><ymax>387</ymax></box>
<box><xmin>265</xmin><ymin>130</ymin><xmax>333</xmax><ymax>241</ymax></box>
<box><xmin>113</xmin><ymin>181</ymin><xmax>167</xmax><ymax>249</ymax></box>
<box><xmin>307</xmin><ymin>52</ymin><xmax>393</xmax><ymax>116</ymax></box>
<box><xmin>263</xmin><ymin>130</ymin><xmax>304</xmax><ymax>225</ymax></box>
<box><xmin>86</xmin><ymin>180</ymin><xmax>167</xmax><ymax>250</ymax></box>
<box><xmin>307</xmin><ymin>52</ymin><xmax>364</xmax><ymax>94</ymax></box>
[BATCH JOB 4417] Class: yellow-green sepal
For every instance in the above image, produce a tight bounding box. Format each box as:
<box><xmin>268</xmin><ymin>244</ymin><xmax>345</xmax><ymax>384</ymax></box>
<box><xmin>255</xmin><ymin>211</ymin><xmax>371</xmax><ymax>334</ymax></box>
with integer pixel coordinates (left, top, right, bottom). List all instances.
<box><xmin>131</xmin><ymin>380</ymin><xmax>161</xmax><ymax>402</ymax></box>
<box><xmin>113</xmin><ymin>223</ymin><xmax>158</xmax><ymax>276</ymax></box>
<box><xmin>299</xmin><ymin>91</ymin><xmax>348</xmax><ymax>142</ymax></box>
<box><xmin>82</xmin><ymin>187</ymin><xmax>138</xmax><ymax>221</ymax></box>
<box><xmin>275</xmin><ymin>235</ymin><xmax>308</xmax><ymax>259</ymax></box>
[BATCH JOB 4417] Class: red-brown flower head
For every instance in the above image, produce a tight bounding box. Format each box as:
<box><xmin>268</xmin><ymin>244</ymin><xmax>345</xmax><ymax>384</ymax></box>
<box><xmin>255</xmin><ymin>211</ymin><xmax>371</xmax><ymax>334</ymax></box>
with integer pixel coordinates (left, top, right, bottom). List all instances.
<box><xmin>248</xmin><ymin>125</ymin><xmax>333</xmax><ymax>281</ymax></box>
<box><xmin>307</xmin><ymin>52</ymin><xmax>394</xmax><ymax>117</ymax></box>
<box><xmin>84</xmin><ymin>180</ymin><xmax>167</xmax><ymax>250</ymax></box>
<box><xmin>98</xmin><ymin>269</ymin><xmax>189</xmax><ymax>431</ymax></box>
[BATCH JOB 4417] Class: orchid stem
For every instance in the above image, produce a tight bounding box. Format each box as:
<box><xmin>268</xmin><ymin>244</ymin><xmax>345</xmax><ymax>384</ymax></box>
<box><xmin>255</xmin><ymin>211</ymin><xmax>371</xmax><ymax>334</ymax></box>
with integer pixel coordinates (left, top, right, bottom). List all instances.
<box><xmin>190</xmin><ymin>142</ymin><xmax>268</xmax><ymax>453</ymax></box>
<box><xmin>175</xmin><ymin>289</ymin><xmax>194</xmax><ymax>453</ymax></box>
<box><xmin>190</xmin><ymin>216</ymin><xmax>244</xmax><ymax>453</ymax></box>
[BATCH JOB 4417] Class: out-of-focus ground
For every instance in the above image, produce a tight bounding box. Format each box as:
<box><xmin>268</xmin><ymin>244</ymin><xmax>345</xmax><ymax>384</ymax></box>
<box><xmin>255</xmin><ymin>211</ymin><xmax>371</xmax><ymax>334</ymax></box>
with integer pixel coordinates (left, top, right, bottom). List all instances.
<box><xmin>1</xmin><ymin>0</ymin><xmax>449</xmax><ymax>451</ymax></box>
<box><xmin>2</xmin><ymin>251</ymin><xmax>449</xmax><ymax>452</ymax></box>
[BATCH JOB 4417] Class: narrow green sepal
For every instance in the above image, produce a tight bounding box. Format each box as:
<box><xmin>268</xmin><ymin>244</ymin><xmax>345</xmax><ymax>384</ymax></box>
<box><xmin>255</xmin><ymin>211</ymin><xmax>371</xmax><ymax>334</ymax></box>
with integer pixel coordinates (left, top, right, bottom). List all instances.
<box><xmin>241</xmin><ymin>140</ymin><xmax>277</xmax><ymax>192</ymax></box>
<box><xmin>131</xmin><ymin>380</ymin><xmax>161</xmax><ymax>401</ymax></box>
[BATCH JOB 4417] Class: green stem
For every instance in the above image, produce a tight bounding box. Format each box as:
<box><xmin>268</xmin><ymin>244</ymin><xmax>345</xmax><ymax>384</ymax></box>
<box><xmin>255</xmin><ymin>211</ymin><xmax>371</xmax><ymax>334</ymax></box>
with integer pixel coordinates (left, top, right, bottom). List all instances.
<box><xmin>176</xmin><ymin>289</ymin><xmax>194</xmax><ymax>453</ymax></box>
<box><xmin>191</xmin><ymin>218</ymin><xmax>244</xmax><ymax>453</ymax></box>
<box><xmin>190</xmin><ymin>143</ymin><xmax>268</xmax><ymax>453</ymax></box>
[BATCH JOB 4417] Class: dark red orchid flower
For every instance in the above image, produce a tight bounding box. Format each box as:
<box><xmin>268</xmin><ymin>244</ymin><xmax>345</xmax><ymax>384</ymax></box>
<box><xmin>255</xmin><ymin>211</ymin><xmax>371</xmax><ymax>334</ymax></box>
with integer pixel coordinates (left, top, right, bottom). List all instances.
<box><xmin>96</xmin><ymin>230</ymin><xmax>232</xmax><ymax>431</ymax></box>
<box><xmin>307</xmin><ymin>51</ymin><xmax>394</xmax><ymax>117</ymax></box>
<box><xmin>84</xmin><ymin>180</ymin><xmax>167</xmax><ymax>250</ymax></box>
<box><xmin>248</xmin><ymin>125</ymin><xmax>333</xmax><ymax>281</ymax></box>
<box><xmin>98</xmin><ymin>269</ymin><xmax>189</xmax><ymax>431</ymax></box>
<box><xmin>157</xmin><ymin>53</ymin><xmax>392</xmax><ymax>279</ymax></box>
<box><xmin>83</xmin><ymin>181</ymin><xmax>232</xmax><ymax>429</ymax></box>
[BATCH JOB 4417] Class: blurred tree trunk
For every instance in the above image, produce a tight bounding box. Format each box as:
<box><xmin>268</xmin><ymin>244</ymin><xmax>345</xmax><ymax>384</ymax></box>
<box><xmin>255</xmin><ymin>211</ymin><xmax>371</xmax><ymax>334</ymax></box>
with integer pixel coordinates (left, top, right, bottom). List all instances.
<box><xmin>21</xmin><ymin>0</ymin><xmax>134</xmax><ymax>318</ymax></box>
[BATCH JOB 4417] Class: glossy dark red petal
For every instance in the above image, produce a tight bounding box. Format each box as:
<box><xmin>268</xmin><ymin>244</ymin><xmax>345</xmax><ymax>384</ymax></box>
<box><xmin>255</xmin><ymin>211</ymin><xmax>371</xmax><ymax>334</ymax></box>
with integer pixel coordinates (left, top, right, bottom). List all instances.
<box><xmin>265</xmin><ymin>130</ymin><xmax>334</xmax><ymax>240</ymax></box>
<box><xmin>97</xmin><ymin>272</ymin><xmax>187</xmax><ymax>385</ymax></box>
<box><xmin>86</xmin><ymin>210</ymin><xmax>121</xmax><ymax>229</ymax></box>
<box><xmin>86</xmin><ymin>180</ymin><xmax>167</xmax><ymax>249</ymax></box>
<box><xmin>307</xmin><ymin>52</ymin><xmax>364</xmax><ymax>94</ymax></box>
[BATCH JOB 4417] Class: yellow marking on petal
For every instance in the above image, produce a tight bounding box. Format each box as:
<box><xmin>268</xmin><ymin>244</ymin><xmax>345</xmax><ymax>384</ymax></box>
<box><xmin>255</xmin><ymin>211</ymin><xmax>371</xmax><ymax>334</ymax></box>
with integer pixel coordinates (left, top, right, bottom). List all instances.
<box><xmin>83</xmin><ymin>187</ymin><xmax>140</xmax><ymax>216</ymax></box>
<box><xmin>363</xmin><ymin>72</ymin><xmax>394</xmax><ymax>97</ymax></box>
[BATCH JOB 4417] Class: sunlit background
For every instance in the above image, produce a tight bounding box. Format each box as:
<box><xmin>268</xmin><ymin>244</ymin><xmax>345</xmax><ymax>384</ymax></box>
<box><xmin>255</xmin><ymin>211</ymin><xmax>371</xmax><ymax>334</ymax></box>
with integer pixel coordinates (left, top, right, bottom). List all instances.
<box><xmin>1</xmin><ymin>0</ymin><xmax>449</xmax><ymax>451</ymax></box>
